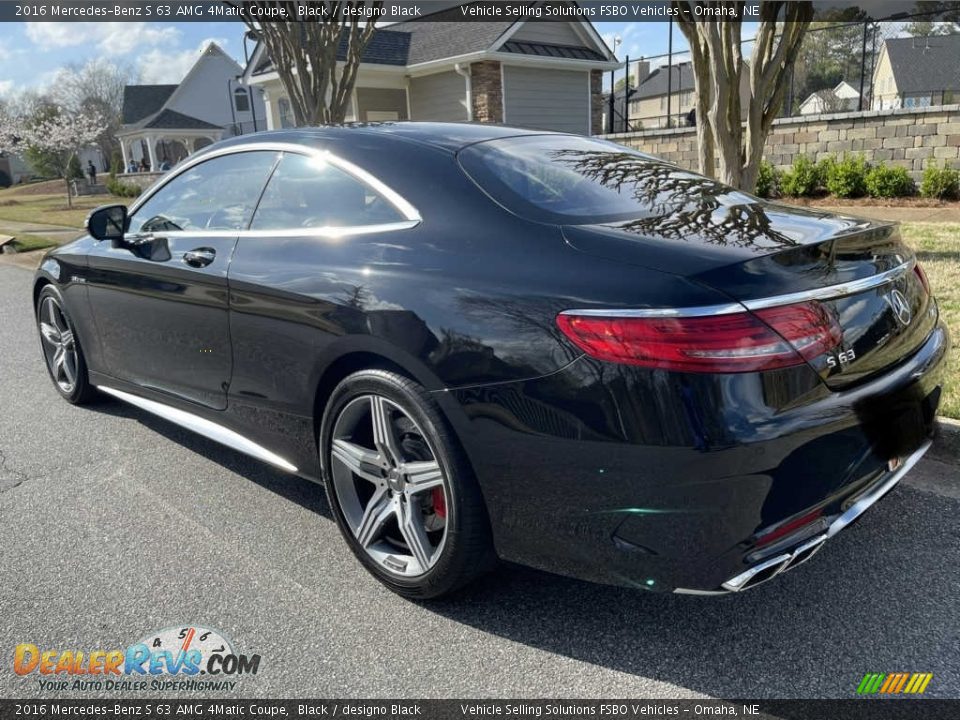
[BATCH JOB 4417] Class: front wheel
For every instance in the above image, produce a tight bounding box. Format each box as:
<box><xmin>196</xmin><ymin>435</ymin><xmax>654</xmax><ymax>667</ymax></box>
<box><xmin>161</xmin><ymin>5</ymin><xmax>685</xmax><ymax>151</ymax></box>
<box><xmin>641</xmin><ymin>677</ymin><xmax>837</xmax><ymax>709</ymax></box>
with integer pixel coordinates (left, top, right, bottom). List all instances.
<box><xmin>320</xmin><ymin>369</ymin><xmax>495</xmax><ymax>599</ymax></box>
<box><xmin>36</xmin><ymin>286</ymin><xmax>97</xmax><ymax>405</ymax></box>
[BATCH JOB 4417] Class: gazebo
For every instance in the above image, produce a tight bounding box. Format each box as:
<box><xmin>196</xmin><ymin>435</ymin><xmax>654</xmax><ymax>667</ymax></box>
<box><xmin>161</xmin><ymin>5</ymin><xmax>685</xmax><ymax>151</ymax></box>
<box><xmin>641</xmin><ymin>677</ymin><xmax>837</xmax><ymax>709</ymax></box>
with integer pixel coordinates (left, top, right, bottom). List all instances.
<box><xmin>116</xmin><ymin>108</ymin><xmax>222</xmax><ymax>173</ymax></box>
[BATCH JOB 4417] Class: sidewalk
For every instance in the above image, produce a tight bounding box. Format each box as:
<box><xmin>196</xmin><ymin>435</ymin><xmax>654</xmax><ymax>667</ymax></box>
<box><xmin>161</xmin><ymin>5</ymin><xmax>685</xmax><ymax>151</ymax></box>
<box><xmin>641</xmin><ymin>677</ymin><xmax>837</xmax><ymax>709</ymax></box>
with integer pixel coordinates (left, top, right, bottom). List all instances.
<box><xmin>0</xmin><ymin>219</ymin><xmax>83</xmax><ymax>242</ymax></box>
<box><xmin>779</xmin><ymin>202</ymin><xmax>960</xmax><ymax>224</ymax></box>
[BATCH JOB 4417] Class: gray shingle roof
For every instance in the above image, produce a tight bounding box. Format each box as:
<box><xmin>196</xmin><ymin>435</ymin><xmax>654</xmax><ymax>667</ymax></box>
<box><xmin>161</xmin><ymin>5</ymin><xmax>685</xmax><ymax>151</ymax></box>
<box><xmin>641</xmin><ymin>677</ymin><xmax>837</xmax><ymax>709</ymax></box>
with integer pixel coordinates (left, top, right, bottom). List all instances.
<box><xmin>121</xmin><ymin>108</ymin><xmax>221</xmax><ymax>133</ymax></box>
<box><xmin>502</xmin><ymin>40</ymin><xmax>605</xmax><ymax>61</ymax></box>
<box><xmin>633</xmin><ymin>63</ymin><xmax>696</xmax><ymax>100</ymax></box>
<box><xmin>253</xmin><ymin>23</ymin><xmax>513</xmax><ymax>75</ymax></box>
<box><xmin>388</xmin><ymin>20</ymin><xmax>514</xmax><ymax>65</ymax></box>
<box><xmin>254</xmin><ymin>29</ymin><xmax>412</xmax><ymax>74</ymax></box>
<box><xmin>884</xmin><ymin>35</ymin><xmax>960</xmax><ymax>95</ymax></box>
<box><xmin>121</xmin><ymin>85</ymin><xmax>177</xmax><ymax>124</ymax></box>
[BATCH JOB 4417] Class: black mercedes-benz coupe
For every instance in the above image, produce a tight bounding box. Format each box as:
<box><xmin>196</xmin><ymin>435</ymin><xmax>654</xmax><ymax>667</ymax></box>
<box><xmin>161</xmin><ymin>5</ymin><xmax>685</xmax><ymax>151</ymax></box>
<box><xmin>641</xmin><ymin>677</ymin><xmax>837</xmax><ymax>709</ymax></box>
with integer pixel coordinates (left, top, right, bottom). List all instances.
<box><xmin>34</xmin><ymin>123</ymin><xmax>947</xmax><ymax>598</ymax></box>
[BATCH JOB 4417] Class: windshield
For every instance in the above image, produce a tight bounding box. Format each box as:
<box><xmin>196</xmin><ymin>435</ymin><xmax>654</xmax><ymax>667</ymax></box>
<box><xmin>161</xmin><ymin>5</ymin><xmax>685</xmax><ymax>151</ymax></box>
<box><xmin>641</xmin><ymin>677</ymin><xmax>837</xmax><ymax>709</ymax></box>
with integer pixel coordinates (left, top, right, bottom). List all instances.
<box><xmin>458</xmin><ymin>135</ymin><xmax>757</xmax><ymax>225</ymax></box>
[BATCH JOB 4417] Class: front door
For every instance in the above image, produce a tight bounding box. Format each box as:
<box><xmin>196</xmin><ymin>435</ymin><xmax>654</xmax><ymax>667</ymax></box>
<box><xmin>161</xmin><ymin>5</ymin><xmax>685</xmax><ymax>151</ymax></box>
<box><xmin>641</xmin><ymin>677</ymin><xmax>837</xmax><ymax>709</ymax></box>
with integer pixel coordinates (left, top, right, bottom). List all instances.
<box><xmin>86</xmin><ymin>150</ymin><xmax>279</xmax><ymax>409</ymax></box>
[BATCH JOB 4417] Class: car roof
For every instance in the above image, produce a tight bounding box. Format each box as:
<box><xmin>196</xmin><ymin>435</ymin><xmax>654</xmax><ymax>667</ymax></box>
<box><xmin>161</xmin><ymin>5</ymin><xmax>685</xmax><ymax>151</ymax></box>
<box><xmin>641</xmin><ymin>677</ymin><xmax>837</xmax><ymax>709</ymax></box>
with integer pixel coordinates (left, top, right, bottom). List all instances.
<box><xmin>214</xmin><ymin>122</ymin><xmax>566</xmax><ymax>154</ymax></box>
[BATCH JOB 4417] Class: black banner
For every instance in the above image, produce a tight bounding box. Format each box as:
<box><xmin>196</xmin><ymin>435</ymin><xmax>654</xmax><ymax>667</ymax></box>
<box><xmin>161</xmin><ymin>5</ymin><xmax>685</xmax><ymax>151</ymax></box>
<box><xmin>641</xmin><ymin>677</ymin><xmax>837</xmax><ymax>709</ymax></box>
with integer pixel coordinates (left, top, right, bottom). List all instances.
<box><xmin>4</xmin><ymin>1</ymin><xmax>960</xmax><ymax>23</ymax></box>
<box><xmin>1</xmin><ymin>700</ymin><xmax>959</xmax><ymax>720</ymax></box>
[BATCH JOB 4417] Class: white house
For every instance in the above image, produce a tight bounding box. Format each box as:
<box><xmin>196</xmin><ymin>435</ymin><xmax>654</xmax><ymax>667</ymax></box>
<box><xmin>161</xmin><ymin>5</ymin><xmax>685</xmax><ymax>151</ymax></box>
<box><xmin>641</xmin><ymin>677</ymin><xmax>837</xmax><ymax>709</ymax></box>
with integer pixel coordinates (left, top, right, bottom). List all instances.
<box><xmin>872</xmin><ymin>35</ymin><xmax>960</xmax><ymax>110</ymax></box>
<box><xmin>798</xmin><ymin>81</ymin><xmax>861</xmax><ymax>115</ymax></box>
<box><xmin>118</xmin><ymin>42</ymin><xmax>266</xmax><ymax>172</ymax></box>
<box><xmin>242</xmin><ymin>12</ymin><xmax>620</xmax><ymax>136</ymax></box>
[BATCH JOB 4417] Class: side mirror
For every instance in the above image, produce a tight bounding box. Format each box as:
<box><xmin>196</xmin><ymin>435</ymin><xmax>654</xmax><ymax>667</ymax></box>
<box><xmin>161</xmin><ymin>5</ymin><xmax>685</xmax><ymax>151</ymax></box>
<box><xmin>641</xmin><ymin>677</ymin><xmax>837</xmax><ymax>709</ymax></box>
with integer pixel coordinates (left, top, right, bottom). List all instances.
<box><xmin>86</xmin><ymin>204</ymin><xmax>128</xmax><ymax>242</ymax></box>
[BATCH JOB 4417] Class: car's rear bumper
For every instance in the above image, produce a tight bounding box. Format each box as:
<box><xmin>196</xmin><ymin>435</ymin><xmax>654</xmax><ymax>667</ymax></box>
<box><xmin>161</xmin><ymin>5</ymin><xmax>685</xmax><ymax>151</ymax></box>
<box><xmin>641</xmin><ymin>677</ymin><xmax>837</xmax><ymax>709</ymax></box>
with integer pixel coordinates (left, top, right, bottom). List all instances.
<box><xmin>674</xmin><ymin>438</ymin><xmax>931</xmax><ymax>595</ymax></box>
<box><xmin>444</xmin><ymin>321</ymin><xmax>949</xmax><ymax>593</ymax></box>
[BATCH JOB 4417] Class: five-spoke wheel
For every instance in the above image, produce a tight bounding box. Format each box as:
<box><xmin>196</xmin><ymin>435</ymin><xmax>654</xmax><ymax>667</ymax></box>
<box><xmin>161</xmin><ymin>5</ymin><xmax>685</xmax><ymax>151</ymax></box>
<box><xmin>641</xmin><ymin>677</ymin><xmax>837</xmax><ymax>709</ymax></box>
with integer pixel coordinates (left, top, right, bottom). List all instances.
<box><xmin>321</xmin><ymin>369</ymin><xmax>495</xmax><ymax>598</ymax></box>
<box><xmin>331</xmin><ymin>394</ymin><xmax>449</xmax><ymax>577</ymax></box>
<box><xmin>36</xmin><ymin>287</ymin><xmax>95</xmax><ymax>404</ymax></box>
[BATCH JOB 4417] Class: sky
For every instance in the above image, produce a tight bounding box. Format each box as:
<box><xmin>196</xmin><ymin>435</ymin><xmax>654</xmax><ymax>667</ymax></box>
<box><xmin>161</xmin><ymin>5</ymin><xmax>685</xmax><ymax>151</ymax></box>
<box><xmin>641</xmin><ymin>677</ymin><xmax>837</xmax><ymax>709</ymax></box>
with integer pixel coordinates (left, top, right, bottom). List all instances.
<box><xmin>0</xmin><ymin>18</ymin><xmax>760</xmax><ymax>98</ymax></box>
<box><xmin>0</xmin><ymin>21</ymin><xmax>252</xmax><ymax>96</ymax></box>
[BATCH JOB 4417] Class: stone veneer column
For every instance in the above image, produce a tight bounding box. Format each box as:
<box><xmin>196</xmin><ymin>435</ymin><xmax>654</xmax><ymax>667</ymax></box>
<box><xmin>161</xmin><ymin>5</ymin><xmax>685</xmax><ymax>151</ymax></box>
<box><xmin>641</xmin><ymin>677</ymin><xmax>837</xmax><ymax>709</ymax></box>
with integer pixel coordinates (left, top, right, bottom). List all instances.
<box><xmin>471</xmin><ymin>61</ymin><xmax>503</xmax><ymax>123</ymax></box>
<box><xmin>590</xmin><ymin>70</ymin><xmax>604</xmax><ymax>135</ymax></box>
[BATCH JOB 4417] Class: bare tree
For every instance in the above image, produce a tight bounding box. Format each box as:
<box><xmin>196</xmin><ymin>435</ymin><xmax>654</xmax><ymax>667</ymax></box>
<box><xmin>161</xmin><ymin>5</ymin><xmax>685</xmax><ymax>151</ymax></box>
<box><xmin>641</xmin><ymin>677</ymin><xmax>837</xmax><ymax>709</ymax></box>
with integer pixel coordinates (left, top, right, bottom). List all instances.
<box><xmin>53</xmin><ymin>58</ymin><xmax>138</xmax><ymax>169</ymax></box>
<box><xmin>673</xmin><ymin>1</ymin><xmax>813</xmax><ymax>191</ymax></box>
<box><xmin>233</xmin><ymin>1</ymin><xmax>383</xmax><ymax>126</ymax></box>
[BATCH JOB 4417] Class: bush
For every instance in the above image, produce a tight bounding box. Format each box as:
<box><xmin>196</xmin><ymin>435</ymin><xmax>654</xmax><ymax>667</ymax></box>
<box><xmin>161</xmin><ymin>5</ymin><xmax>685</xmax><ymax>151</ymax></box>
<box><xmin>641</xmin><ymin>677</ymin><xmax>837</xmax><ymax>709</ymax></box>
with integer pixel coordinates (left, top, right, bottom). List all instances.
<box><xmin>755</xmin><ymin>160</ymin><xmax>780</xmax><ymax>198</ymax></box>
<box><xmin>106</xmin><ymin>177</ymin><xmax>142</xmax><ymax>198</ymax></box>
<box><xmin>919</xmin><ymin>164</ymin><xmax>960</xmax><ymax>200</ymax></box>
<box><xmin>780</xmin><ymin>155</ymin><xmax>821</xmax><ymax>197</ymax></box>
<box><xmin>824</xmin><ymin>153</ymin><xmax>868</xmax><ymax>198</ymax></box>
<box><xmin>865</xmin><ymin>163</ymin><xmax>915</xmax><ymax>198</ymax></box>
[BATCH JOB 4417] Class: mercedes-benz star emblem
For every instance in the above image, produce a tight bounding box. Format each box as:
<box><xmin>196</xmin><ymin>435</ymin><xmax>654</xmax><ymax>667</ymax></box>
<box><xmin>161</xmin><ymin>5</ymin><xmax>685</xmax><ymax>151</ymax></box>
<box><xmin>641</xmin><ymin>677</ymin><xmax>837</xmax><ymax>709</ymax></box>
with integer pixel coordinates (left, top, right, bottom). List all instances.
<box><xmin>889</xmin><ymin>289</ymin><xmax>912</xmax><ymax>326</ymax></box>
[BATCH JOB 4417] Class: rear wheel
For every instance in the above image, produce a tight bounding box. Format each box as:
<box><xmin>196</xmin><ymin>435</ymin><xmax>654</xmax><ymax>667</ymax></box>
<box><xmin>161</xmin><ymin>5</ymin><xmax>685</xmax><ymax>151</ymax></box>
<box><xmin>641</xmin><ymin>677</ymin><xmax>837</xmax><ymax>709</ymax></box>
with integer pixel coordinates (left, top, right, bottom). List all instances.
<box><xmin>320</xmin><ymin>369</ymin><xmax>495</xmax><ymax>598</ymax></box>
<box><xmin>36</xmin><ymin>286</ymin><xmax>96</xmax><ymax>405</ymax></box>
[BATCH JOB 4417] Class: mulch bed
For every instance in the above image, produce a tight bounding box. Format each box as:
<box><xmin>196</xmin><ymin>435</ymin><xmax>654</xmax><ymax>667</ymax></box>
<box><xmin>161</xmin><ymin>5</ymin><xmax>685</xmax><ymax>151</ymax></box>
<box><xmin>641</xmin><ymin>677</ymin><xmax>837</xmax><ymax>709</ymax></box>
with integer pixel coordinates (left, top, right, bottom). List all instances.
<box><xmin>781</xmin><ymin>196</ymin><xmax>960</xmax><ymax>209</ymax></box>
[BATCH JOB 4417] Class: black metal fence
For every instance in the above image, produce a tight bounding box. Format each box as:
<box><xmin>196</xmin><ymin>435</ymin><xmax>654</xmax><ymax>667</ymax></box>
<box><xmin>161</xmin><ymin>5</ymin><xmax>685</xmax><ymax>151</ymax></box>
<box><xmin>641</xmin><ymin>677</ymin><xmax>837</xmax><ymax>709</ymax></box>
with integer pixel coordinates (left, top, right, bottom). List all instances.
<box><xmin>605</xmin><ymin>10</ymin><xmax>959</xmax><ymax>134</ymax></box>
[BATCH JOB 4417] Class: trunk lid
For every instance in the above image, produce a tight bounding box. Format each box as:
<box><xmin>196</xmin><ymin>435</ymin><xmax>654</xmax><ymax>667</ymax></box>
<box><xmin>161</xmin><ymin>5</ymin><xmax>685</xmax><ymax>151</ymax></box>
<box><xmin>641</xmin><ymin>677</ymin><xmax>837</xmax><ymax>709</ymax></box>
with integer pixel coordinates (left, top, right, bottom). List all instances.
<box><xmin>563</xmin><ymin>202</ymin><xmax>937</xmax><ymax>389</ymax></box>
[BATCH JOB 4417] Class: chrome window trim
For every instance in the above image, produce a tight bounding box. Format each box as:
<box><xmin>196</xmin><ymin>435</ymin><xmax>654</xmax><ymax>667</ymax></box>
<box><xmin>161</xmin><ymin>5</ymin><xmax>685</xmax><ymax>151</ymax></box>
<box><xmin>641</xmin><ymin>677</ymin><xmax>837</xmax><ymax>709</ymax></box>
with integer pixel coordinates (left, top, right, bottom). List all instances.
<box><xmin>125</xmin><ymin>141</ymin><xmax>422</xmax><ymax>237</ymax></box>
<box><xmin>559</xmin><ymin>260</ymin><xmax>914</xmax><ymax>319</ymax></box>
<box><xmin>133</xmin><ymin>221</ymin><xmax>421</xmax><ymax>241</ymax></box>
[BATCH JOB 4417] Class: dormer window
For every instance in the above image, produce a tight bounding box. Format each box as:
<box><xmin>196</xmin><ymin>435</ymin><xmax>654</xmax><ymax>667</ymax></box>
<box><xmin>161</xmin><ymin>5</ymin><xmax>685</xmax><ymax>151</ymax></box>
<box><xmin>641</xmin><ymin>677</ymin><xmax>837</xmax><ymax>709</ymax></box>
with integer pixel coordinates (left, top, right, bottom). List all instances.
<box><xmin>234</xmin><ymin>87</ymin><xmax>250</xmax><ymax>112</ymax></box>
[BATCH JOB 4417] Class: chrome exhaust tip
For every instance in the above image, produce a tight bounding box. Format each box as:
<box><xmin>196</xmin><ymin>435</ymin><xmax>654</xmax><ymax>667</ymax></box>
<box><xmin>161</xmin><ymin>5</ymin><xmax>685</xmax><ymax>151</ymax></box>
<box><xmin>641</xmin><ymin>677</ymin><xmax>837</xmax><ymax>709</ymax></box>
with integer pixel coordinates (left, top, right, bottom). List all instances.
<box><xmin>721</xmin><ymin>533</ymin><xmax>828</xmax><ymax>592</ymax></box>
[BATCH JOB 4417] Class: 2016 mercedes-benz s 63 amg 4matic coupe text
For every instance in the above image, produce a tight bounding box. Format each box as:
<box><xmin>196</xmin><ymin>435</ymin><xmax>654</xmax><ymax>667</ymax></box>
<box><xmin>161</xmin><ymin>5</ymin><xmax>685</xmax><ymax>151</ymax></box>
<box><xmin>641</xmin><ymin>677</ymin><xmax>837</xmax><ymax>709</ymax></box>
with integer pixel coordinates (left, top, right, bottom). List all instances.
<box><xmin>34</xmin><ymin>124</ymin><xmax>948</xmax><ymax>598</ymax></box>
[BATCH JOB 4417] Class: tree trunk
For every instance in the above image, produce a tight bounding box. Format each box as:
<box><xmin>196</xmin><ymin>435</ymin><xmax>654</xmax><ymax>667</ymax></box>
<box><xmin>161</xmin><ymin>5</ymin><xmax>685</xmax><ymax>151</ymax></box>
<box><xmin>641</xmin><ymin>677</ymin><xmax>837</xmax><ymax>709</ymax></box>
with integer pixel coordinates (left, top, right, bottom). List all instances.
<box><xmin>237</xmin><ymin>2</ymin><xmax>383</xmax><ymax>127</ymax></box>
<box><xmin>674</xmin><ymin>1</ymin><xmax>812</xmax><ymax>191</ymax></box>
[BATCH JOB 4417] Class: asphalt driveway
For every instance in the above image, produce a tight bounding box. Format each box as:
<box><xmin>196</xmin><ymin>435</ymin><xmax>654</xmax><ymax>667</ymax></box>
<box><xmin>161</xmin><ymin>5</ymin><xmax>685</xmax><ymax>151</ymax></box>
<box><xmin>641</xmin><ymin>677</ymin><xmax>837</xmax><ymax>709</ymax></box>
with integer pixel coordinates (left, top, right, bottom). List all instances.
<box><xmin>0</xmin><ymin>263</ymin><xmax>958</xmax><ymax>699</ymax></box>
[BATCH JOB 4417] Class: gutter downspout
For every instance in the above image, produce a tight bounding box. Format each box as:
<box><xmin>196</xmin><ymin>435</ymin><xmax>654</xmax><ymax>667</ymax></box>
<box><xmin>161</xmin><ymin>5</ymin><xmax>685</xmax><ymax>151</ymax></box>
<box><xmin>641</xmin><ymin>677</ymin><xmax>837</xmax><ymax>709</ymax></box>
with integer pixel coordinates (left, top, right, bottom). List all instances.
<box><xmin>455</xmin><ymin>63</ymin><xmax>473</xmax><ymax>122</ymax></box>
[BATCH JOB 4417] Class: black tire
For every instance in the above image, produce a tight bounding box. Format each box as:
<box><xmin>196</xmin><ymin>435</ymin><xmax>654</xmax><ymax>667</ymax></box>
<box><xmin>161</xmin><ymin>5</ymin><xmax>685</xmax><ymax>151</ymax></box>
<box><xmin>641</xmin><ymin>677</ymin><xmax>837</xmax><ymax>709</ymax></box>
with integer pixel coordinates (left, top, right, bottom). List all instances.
<box><xmin>320</xmin><ymin>369</ymin><xmax>496</xmax><ymax>599</ymax></box>
<box><xmin>36</xmin><ymin>285</ymin><xmax>97</xmax><ymax>405</ymax></box>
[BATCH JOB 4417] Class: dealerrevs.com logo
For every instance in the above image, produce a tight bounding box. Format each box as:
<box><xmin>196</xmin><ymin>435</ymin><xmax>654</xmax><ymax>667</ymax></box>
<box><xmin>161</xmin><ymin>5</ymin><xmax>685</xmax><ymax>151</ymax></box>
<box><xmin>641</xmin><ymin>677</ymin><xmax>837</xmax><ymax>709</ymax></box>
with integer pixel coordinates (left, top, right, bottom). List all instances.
<box><xmin>13</xmin><ymin>625</ymin><xmax>261</xmax><ymax>692</ymax></box>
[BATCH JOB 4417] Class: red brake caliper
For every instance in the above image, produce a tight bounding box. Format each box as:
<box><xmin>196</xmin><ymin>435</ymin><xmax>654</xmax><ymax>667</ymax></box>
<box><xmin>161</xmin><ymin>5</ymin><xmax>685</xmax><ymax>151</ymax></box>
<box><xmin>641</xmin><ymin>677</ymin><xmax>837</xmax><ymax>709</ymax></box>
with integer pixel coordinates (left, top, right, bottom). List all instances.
<box><xmin>431</xmin><ymin>487</ymin><xmax>447</xmax><ymax>519</ymax></box>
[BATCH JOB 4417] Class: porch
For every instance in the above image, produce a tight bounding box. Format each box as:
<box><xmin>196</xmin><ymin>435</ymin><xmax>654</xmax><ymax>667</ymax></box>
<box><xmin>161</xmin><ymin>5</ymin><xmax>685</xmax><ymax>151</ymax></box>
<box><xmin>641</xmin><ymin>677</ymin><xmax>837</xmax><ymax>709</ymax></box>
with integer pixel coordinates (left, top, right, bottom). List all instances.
<box><xmin>116</xmin><ymin>109</ymin><xmax>223</xmax><ymax>173</ymax></box>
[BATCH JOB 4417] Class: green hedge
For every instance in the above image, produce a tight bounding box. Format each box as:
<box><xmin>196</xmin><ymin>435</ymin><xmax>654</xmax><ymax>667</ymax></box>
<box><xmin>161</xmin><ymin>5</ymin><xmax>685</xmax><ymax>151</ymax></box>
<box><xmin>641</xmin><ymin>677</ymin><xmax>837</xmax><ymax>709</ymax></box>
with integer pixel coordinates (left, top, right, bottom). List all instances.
<box><xmin>780</xmin><ymin>155</ymin><xmax>822</xmax><ymax>197</ymax></box>
<box><xmin>755</xmin><ymin>159</ymin><xmax>780</xmax><ymax>198</ymax></box>
<box><xmin>865</xmin><ymin>164</ymin><xmax>915</xmax><ymax>198</ymax></box>
<box><xmin>106</xmin><ymin>178</ymin><xmax>142</xmax><ymax>198</ymax></box>
<box><xmin>919</xmin><ymin>164</ymin><xmax>960</xmax><ymax>200</ymax></box>
<box><xmin>768</xmin><ymin>153</ymin><xmax>925</xmax><ymax>200</ymax></box>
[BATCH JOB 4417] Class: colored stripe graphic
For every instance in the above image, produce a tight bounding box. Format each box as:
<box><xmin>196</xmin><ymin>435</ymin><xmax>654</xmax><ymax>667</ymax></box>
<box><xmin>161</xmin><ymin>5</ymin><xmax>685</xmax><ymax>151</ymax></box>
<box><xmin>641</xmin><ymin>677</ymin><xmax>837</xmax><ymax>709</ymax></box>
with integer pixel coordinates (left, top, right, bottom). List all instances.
<box><xmin>858</xmin><ymin>673</ymin><xmax>932</xmax><ymax>694</ymax></box>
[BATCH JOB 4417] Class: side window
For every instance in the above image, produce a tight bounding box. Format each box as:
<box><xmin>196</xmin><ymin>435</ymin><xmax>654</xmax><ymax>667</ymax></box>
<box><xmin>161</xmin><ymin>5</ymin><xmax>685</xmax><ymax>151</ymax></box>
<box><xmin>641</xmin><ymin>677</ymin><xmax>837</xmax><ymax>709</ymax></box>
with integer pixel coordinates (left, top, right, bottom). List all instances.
<box><xmin>128</xmin><ymin>151</ymin><xmax>277</xmax><ymax>235</ymax></box>
<box><xmin>234</xmin><ymin>87</ymin><xmax>250</xmax><ymax>112</ymax></box>
<box><xmin>250</xmin><ymin>153</ymin><xmax>405</xmax><ymax>231</ymax></box>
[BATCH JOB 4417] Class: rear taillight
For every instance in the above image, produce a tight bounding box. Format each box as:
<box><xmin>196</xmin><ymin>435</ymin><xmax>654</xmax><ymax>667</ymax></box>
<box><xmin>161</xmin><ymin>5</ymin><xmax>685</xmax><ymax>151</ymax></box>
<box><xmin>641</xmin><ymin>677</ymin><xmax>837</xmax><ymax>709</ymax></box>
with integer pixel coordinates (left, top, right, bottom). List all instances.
<box><xmin>556</xmin><ymin>301</ymin><xmax>841</xmax><ymax>373</ymax></box>
<box><xmin>914</xmin><ymin>263</ymin><xmax>931</xmax><ymax>295</ymax></box>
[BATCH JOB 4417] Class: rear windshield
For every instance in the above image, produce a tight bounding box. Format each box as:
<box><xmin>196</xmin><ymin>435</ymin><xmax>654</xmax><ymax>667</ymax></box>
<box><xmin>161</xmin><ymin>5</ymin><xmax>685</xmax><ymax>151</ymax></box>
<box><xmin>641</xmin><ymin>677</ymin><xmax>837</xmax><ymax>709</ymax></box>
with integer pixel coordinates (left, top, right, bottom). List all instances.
<box><xmin>458</xmin><ymin>135</ymin><xmax>755</xmax><ymax>225</ymax></box>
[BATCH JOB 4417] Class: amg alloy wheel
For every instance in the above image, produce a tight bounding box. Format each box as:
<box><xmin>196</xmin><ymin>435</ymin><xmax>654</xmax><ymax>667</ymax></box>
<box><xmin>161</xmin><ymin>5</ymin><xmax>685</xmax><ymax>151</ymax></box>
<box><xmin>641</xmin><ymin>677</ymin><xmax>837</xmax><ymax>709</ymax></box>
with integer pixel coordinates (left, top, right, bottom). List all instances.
<box><xmin>331</xmin><ymin>394</ymin><xmax>449</xmax><ymax>577</ymax></box>
<box><xmin>36</xmin><ymin>287</ymin><xmax>96</xmax><ymax>405</ymax></box>
<box><xmin>321</xmin><ymin>370</ymin><xmax>495</xmax><ymax>598</ymax></box>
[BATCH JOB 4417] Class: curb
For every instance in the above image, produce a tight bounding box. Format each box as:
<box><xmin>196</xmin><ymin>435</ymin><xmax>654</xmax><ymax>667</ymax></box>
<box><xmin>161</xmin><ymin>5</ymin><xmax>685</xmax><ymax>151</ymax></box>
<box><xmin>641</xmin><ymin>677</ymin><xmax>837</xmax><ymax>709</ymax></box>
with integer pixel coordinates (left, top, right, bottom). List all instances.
<box><xmin>932</xmin><ymin>417</ymin><xmax>960</xmax><ymax>463</ymax></box>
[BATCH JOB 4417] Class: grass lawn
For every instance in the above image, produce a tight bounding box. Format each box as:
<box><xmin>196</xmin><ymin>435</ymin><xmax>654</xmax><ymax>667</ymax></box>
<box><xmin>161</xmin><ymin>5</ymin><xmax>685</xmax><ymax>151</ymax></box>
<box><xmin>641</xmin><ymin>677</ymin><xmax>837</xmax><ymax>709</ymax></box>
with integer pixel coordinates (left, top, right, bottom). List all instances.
<box><xmin>0</xmin><ymin>193</ymin><xmax>127</xmax><ymax>228</ymax></box>
<box><xmin>0</xmin><ymin>181</ymin><xmax>135</xmax><ymax>229</ymax></box>
<box><xmin>900</xmin><ymin>222</ymin><xmax>960</xmax><ymax>420</ymax></box>
<box><xmin>4</xmin><ymin>232</ymin><xmax>63</xmax><ymax>252</ymax></box>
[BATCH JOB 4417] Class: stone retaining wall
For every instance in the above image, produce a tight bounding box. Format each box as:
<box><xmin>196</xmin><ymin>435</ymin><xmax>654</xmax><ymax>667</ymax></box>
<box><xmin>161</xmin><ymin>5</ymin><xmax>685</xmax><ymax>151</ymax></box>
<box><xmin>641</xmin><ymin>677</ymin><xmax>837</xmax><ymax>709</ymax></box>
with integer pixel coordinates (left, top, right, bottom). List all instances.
<box><xmin>601</xmin><ymin>104</ymin><xmax>960</xmax><ymax>179</ymax></box>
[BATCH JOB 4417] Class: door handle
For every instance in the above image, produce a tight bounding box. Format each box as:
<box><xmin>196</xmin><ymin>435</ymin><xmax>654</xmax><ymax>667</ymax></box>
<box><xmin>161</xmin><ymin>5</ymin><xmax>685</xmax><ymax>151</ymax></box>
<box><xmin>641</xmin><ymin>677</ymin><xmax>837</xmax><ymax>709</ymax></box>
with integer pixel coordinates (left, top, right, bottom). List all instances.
<box><xmin>183</xmin><ymin>247</ymin><xmax>216</xmax><ymax>268</ymax></box>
